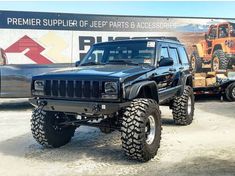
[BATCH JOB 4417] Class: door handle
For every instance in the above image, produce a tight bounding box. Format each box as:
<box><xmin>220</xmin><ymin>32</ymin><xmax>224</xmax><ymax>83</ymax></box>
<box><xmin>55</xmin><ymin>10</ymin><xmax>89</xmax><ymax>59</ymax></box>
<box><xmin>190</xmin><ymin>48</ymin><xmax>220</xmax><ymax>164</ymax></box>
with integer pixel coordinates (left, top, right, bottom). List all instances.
<box><xmin>169</xmin><ymin>68</ymin><xmax>176</xmax><ymax>72</ymax></box>
<box><xmin>179</xmin><ymin>67</ymin><xmax>184</xmax><ymax>70</ymax></box>
<box><xmin>150</xmin><ymin>72</ymin><xmax>158</xmax><ymax>78</ymax></box>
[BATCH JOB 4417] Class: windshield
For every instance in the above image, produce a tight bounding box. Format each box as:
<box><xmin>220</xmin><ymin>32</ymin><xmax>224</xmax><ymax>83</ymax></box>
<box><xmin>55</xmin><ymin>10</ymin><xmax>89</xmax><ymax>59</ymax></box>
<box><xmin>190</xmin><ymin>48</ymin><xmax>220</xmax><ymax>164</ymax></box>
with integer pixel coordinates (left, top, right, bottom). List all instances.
<box><xmin>80</xmin><ymin>41</ymin><xmax>156</xmax><ymax>66</ymax></box>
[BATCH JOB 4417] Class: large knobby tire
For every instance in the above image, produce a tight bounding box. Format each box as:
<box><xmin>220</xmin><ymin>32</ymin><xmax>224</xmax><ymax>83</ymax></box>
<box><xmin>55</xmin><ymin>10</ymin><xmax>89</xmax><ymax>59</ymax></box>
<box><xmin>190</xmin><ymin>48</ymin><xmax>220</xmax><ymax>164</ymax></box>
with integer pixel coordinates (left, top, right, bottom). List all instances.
<box><xmin>121</xmin><ymin>98</ymin><xmax>162</xmax><ymax>162</ymax></box>
<box><xmin>31</xmin><ymin>107</ymin><xmax>76</xmax><ymax>148</ymax></box>
<box><xmin>172</xmin><ymin>86</ymin><xmax>195</xmax><ymax>125</ymax></box>
<box><xmin>191</xmin><ymin>50</ymin><xmax>203</xmax><ymax>73</ymax></box>
<box><xmin>212</xmin><ymin>50</ymin><xmax>229</xmax><ymax>71</ymax></box>
<box><xmin>225</xmin><ymin>82</ymin><xmax>235</xmax><ymax>102</ymax></box>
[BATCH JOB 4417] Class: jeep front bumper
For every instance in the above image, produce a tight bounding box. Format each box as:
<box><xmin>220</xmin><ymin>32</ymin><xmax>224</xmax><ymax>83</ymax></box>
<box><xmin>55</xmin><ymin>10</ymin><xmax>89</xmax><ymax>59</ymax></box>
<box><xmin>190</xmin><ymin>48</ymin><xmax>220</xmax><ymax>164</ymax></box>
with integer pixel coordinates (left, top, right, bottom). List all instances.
<box><xmin>29</xmin><ymin>98</ymin><xmax>130</xmax><ymax>115</ymax></box>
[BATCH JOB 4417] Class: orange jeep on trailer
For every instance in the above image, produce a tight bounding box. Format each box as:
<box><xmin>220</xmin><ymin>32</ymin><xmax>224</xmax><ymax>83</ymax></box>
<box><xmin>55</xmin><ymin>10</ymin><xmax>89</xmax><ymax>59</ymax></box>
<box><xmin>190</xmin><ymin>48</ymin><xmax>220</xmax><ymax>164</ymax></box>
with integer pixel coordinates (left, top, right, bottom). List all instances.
<box><xmin>191</xmin><ymin>22</ymin><xmax>235</xmax><ymax>72</ymax></box>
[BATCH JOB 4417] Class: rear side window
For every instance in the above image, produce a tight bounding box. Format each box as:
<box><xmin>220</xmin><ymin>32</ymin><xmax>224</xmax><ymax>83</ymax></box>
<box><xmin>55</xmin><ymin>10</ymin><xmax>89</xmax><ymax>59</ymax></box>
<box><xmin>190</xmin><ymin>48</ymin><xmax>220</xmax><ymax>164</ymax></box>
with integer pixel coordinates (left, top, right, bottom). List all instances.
<box><xmin>169</xmin><ymin>48</ymin><xmax>180</xmax><ymax>65</ymax></box>
<box><xmin>178</xmin><ymin>47</ymin><xmax>189</xmax><ymax>64</ymax></box>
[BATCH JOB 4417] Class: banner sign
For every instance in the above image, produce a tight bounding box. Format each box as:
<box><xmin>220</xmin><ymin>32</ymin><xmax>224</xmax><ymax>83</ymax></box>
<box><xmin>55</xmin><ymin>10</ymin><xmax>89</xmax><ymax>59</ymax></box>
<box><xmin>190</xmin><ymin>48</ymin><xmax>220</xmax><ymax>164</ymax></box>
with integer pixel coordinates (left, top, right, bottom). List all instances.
<box><xmin>0</xmin><ymin>10</ymin><xmax>235</xmax><ymax>66</ymax></box>
<box><xmin>0</xmin><ymin>10</ymin><xmax>198</xmax><ymax>32</ymax></box>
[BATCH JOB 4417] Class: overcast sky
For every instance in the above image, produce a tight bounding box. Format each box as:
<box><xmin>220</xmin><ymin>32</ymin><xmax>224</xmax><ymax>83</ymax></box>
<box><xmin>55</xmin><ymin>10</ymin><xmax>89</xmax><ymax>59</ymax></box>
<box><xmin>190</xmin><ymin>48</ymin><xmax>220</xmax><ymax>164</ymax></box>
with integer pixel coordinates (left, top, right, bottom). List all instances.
<box><xmin>0</xmin><ymin>1</ymin><xmax>234</xmax><ymax>18</ymax></box>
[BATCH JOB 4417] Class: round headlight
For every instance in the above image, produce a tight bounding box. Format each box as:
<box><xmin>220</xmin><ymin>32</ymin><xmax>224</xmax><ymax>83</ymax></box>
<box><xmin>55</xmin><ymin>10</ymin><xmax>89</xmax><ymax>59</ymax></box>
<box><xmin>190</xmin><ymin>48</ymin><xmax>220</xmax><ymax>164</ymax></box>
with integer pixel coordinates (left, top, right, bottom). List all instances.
<box><xmin>104</xmin><ymin>82</ymin><xmax>118</xmax><ymax>94</ymax></box>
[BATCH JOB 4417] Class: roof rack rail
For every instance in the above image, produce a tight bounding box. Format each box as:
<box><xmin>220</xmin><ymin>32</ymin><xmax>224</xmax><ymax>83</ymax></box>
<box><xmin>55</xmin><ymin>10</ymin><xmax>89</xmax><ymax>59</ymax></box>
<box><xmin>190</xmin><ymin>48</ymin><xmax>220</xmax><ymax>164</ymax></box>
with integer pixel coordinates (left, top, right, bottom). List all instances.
<box><xmin>131</xmin><ymin>36</ymin><xmax>180</xmax><ymax>42</ymax></box>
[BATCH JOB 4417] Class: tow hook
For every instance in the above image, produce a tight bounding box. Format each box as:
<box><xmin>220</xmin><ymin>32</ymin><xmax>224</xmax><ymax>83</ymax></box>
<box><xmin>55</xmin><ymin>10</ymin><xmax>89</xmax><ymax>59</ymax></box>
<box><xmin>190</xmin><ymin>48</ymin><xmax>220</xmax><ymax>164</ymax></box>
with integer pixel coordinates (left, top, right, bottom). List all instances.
<box><xmin>37</xmin><ymin>100</ymin><xmax>47</xmax><ymax>107</ymax></box>
<box><xmin>92</xmin><ymin>104</ymin><xmax>101</xmax><ymax>113</ymax></box>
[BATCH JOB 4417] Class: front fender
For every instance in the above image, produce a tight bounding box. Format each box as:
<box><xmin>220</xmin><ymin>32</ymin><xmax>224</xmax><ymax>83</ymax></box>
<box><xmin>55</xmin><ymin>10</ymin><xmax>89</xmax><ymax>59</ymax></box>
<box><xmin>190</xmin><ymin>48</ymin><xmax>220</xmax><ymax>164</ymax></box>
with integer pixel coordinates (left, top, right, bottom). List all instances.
<box><xmin>193</xmin><ymin>44</ymin><xmax>204</xmax><ymax>58</ymax></box>
<box><xmin>124</xmin><ymin>81</ymin><xmax>159</xmax><ymax>102</ymax></box>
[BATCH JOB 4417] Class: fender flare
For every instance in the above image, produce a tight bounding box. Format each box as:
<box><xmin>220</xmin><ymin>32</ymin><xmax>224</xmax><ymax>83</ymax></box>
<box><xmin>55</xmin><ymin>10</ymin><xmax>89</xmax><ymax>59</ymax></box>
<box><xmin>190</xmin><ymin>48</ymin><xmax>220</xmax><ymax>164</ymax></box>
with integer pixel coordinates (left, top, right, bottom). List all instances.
<box><xmin>192</xmin><ymin>44</ymin><xmax>203</xmax><ymax>58</ymax></box>
<box><xmin>125</xmin><ymin>81</ymin><xmax>159</xmax><ymax>102</ymax></box>
<box><xmin>179</xmin><ymin>74</ymin><xmax>193</xmax><ymax>96</ymax></box>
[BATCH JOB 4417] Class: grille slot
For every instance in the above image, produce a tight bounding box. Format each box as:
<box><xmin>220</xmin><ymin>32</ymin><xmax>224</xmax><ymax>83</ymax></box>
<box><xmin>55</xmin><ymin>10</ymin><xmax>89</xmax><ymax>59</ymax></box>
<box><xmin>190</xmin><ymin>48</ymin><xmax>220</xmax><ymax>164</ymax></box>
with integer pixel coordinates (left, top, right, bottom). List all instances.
<box><xmin>45</xmin><ymin>80</ymin><xmax>51</xmax><ymax>96</ymax></box>
<box><xmin>75</xmin><ymin>81</ymin><xmax>82</xmax><ymax>97</ymax></box>
<box><xmin>92</xmin><ymin>81</ymin><xmax>99</xmax><ymax>98</ymax></box>
<box><xmin>67</xmin><ymin>81</ymin><xmax>74</xmax><ymax>97</ymax></box>
<box><xmin>52</xmin><ymin>80</ymin><xmax>59</xmax><ymax>96</ymax></box>
<box><xmin>83</xmin><ymin>81</ymin><xmax>91</xmax><ymax>98</ymax></box>
<box><xmin>59</xmin><ymin>80</ymin><xmax>66</xmax><ymax>97</ymax></box>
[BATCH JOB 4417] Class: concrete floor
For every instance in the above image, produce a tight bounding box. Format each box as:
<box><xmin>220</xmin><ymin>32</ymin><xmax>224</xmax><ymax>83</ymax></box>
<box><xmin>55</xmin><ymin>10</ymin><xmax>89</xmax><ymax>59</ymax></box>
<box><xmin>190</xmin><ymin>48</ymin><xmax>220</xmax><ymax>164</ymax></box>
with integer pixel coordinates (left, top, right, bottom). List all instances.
<box><xmin>0</xmin><ymin>96</ymin><xmax>234</xmax><ymax>176</ymax></box>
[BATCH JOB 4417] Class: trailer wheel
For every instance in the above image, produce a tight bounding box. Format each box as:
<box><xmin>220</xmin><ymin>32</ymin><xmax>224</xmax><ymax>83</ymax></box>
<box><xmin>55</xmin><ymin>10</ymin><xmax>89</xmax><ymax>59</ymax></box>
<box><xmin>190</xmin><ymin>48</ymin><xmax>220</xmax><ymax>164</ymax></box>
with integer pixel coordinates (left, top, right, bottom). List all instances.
<box><xmin>212</xmin><ymin>50</ymin><xmax>229</xmax><ymax>71</ymax></box>
<box><xmin>121</xmin><ymin>98</ymin><xmax>161</xmax><ymax>162</ymax></box>
<box><xmin>225</xmin><ymin>82</ymin><xmax>235</xmax><ymax>102</ymax></box>
<box><xmin>31</xmin><ymin>107</ymin><xmax>76</xmax><ymax>148</ymax></box>
<box><xmin>172</xmin><ymin>86</ymin><xmax>195</xmax><ymax>125</ymax></box>
<box><xmin>191</xmin><ymin>50</ymin><xmax>203</xmax><ymax>73</ymax></box>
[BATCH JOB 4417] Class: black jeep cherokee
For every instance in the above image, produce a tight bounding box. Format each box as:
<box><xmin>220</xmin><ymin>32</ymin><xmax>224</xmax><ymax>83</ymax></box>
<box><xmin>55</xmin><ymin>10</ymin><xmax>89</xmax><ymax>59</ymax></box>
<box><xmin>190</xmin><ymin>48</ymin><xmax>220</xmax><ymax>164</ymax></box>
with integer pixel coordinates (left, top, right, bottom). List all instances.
<box><xmin>30</xmin><ymin>38</ymin><xmax>194</xmax><ymax>162</ymax></box>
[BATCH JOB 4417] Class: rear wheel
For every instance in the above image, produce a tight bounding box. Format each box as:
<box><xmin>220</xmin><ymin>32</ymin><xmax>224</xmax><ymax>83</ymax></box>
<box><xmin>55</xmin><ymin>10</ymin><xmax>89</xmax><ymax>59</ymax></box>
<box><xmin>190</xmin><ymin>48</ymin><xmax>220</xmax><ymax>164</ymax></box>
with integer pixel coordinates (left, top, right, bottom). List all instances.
<box><xmin>121</xmin><ymin>98</ymin><xmax>161</xmax><ymax>162</ymax></box>
<box><xmin>225</xmin><ymin>82</ymin><xmax>235</xmax><ymax>102</ymax></box>
<box><xmin>31</xmin><ymin>107</ymin><xmax>76</xmax><ymax>148</ymax></box>
<box><xmin>212</xmin><ymin>50</ymin><xmax>229</xmax><ymax>71</ymax></box>
<box><xmin>191</xmin><ymin>50</ymin><xmax>203</xmax><ymax>73</ymax></box>
<box><xmin>172</xmin><ymin>86</ymin><xmax>195</xmax><ymax>125</ymax></box>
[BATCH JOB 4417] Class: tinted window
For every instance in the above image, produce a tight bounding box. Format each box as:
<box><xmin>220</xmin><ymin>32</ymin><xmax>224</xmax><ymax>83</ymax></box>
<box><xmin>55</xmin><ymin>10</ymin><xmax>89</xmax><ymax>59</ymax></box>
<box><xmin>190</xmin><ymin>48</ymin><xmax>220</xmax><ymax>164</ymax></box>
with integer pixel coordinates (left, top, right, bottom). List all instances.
<box><xmin>81</xmin><ymin>41</ymin><xmax>156</xmax><ymax>66</ymax></box>
<box><xmin>169</xmin><ymin>48</ymin><xmax>180</xmax><ymax>65</ymax></box>
<box><xmin>160</xmin><ymin>47</ymin><xmax>169</xmax><ymax>60</ymax></box>
<box><xmin>219</xmin><ymin>24</ymin><xmax>229</xmax><ymax>38</ymax></box>
<box><xmin>178</xmin><ymin>47</ymin><xmax>189</xmax><ymax>64</ymax></box>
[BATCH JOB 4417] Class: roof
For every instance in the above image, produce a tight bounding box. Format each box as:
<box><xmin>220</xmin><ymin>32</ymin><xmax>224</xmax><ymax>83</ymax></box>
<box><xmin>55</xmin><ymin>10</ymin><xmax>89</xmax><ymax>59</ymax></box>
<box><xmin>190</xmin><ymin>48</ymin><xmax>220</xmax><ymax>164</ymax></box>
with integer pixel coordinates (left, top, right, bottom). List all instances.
<box><xmin>94</xmin><ymin>37</ymin><xmax>182</xmax><ymax>46</ymax></box>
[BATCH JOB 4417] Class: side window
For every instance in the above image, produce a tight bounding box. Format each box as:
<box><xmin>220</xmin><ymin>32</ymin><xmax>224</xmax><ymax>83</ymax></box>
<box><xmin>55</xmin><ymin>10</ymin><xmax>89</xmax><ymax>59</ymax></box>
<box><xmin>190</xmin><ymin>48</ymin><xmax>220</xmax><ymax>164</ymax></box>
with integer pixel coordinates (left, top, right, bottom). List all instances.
<box><xmin>208</xmin><ymin>26</ymin><xmax>217</xmax><ymax>39</ymax></box>
<box><xmin>169</xmin><ymin>48</ymin><xmax>180</xmax><ymax>65</ymax></box>
<box><xmin>160</xmin><ymin>47</ymin><xmax>169</xmax><ymax>61</ymax></box>
<box><xmin>178</xmin><ymin>47</ymin><xmax>189</xmax><ymax>64</ymax></box>
<box><xmin>219</xmin><ymin>24</ymin><xmax>229</xmax><ymax>38</ymax></box>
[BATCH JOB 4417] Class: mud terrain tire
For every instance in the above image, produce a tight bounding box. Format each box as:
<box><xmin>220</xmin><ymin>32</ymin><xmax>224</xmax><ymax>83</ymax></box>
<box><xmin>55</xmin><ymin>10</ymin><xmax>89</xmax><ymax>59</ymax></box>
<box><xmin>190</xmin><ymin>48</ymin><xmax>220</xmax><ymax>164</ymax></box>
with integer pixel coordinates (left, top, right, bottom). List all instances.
<box><xmin>31</xmin><ymin>107</ymin><xmax>76</xmax><ymax>148</ymax></box>
<box><xmin>121</xmin><ymin>98</ymin><xmax>161</xmax><ymax>162</ymax></box>
<box><xmin>172</xmin><ymin>86</ymin><xmax>195</xmax><ymax>125</ymax></box>
<box><xmin>212</xmin><ymin>50</ymin><xmax>229</xmax><ymax>71</ymax></box>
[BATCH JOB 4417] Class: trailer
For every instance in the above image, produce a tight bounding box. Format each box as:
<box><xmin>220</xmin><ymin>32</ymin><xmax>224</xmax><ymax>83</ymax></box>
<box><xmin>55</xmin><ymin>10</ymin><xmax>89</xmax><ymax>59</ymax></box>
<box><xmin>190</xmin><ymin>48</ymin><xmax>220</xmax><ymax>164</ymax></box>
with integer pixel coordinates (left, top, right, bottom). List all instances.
<box><xmin>193</xmin><ymin>72</ymin><xmax>235</xmax><ymax>101</ymax></box>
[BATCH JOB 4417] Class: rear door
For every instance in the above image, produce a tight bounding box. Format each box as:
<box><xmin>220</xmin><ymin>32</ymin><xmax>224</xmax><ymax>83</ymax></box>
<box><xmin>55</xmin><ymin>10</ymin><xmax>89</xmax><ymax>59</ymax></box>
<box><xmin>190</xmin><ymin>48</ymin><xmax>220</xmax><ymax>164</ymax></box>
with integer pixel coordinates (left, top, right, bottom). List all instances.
<box><xmin>168</xmin><ymin>45</ymin><xmax>183</xmax><ymax>88</ymax></box>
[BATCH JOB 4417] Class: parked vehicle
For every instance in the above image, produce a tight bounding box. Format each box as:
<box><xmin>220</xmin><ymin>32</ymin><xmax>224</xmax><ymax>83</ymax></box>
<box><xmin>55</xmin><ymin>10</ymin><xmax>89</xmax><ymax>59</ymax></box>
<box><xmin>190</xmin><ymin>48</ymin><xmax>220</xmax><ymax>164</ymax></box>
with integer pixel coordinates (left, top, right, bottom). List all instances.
<box><xmin>29</xmin><ymin>38</ymin><xmax>194</xmax><ymax>161</ymax></box>
<box><xmin>191</xmin><ymin>22</ymin><xmax>235</xmax><ymax>72</ymax></box>
<box><xmin>0</xmin><ymin>48</ymin><xmax>71</xmax><ymax>98</ymax></box>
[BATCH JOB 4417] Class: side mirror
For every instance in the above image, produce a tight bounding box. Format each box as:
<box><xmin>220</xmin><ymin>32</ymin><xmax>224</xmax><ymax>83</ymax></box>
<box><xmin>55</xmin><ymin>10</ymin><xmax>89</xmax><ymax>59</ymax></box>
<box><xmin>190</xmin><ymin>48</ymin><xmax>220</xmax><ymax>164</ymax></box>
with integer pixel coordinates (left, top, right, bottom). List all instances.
<box><xmin>159</xmin><ymin>57</ymin><xmax>173</xmax><ymax>67</ymax></box>
<box><xmin>75</xmin><ymin>61</ymin><xmax>80</xmax><ymax>67</ymax></box>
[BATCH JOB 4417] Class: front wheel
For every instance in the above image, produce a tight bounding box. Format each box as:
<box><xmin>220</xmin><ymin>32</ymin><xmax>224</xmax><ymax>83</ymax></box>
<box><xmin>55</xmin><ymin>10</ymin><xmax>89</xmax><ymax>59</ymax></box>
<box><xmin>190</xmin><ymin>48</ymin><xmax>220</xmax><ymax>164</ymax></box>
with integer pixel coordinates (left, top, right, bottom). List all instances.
<box><xmin>31</xmin><ymin>107</ymin><xmax>76</xmax><ymax>148</ymax></box>
<box><xmin>121</xmin><ymin>98</ymin><xmax>162</xmax><ymax>162</ymax></box>
<box><xmin>191</xmin><ymin>50</ymin><xmax>203</xmax><ymax>73</ymax></box>
<box><xmin>172</xmin><ymin>86</ymin><xmax>195</xmax><ymax>125</ymax></box>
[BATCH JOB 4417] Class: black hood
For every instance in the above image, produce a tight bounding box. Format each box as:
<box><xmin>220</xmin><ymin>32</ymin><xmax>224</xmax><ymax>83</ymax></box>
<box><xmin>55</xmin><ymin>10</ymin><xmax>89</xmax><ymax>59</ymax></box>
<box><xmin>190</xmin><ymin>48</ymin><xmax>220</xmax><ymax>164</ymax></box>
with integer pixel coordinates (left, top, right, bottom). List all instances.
<box><xmin>33</xmin><ymin>65</ymin><xmax>154</xmax><ymax>83</ymax></box>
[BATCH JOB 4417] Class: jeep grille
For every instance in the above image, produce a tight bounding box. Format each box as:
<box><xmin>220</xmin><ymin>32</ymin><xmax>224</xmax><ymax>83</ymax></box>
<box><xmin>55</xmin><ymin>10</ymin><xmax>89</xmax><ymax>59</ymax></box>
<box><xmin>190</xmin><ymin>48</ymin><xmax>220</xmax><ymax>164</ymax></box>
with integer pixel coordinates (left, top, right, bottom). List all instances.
<box><xmin>44</xmin><ymin>80</ymin><xmax>102</xmax><ymax>99</ymax></box>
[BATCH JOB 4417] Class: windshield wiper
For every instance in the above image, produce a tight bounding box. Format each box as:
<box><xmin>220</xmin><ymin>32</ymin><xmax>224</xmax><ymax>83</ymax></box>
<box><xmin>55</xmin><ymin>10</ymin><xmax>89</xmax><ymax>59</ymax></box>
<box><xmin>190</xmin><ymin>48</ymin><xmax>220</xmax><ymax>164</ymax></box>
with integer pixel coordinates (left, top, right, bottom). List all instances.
<box><xmin>107</xmin><ymin>60</ymin><xmax>139</xmax><ymax>65</ymax></box>
<box><xmin>80</xmin><ymin>62</ymin><xmax>105</xmax><ymax>66</ymax></box>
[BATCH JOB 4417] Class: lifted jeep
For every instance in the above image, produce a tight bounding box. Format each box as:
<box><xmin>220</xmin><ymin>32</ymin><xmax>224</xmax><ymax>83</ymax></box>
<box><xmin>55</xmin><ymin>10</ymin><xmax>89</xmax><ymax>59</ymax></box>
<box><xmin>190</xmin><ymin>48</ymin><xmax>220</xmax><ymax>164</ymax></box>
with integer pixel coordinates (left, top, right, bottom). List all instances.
<box><xmin>191</xmin><ymin>22</ymin><xmax>235</xmax><ymax>72</ymax></box>
<box><xmin>29</xmin><ymin>38</ymin><xmax>194</xmax><ymax>162</ymax></box>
